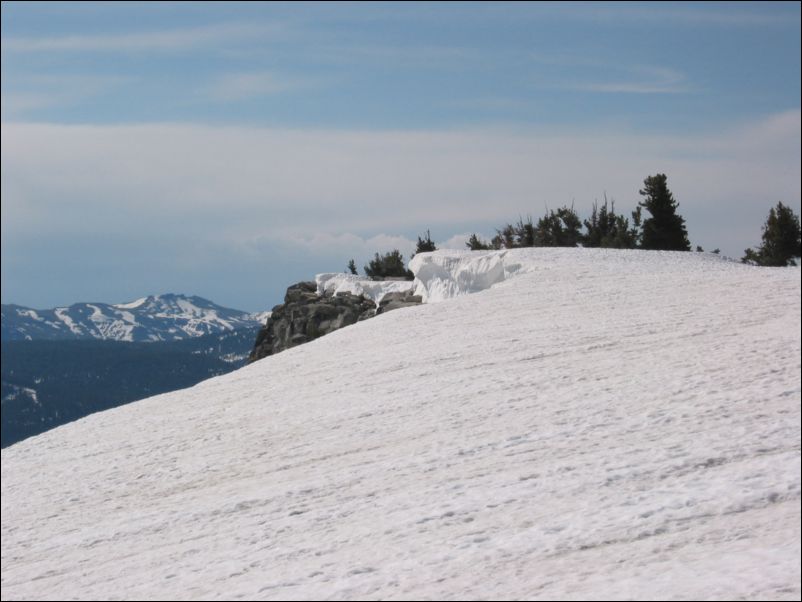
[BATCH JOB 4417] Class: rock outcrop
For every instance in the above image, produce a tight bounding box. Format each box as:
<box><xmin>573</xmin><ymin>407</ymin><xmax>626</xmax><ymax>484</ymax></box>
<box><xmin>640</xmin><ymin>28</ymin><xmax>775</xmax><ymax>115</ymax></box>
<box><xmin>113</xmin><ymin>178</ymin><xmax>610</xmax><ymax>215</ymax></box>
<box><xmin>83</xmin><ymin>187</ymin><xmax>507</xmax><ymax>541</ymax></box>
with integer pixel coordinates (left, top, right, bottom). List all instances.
<box><xmin>376</xmin><ymin>291</ymin><xmax>423</xmax><ymax>314</ymax></box>
<box><xmin>248</xmin><ymin>282</ymin><xmax>422</xmax><ymax>363</ymax></box>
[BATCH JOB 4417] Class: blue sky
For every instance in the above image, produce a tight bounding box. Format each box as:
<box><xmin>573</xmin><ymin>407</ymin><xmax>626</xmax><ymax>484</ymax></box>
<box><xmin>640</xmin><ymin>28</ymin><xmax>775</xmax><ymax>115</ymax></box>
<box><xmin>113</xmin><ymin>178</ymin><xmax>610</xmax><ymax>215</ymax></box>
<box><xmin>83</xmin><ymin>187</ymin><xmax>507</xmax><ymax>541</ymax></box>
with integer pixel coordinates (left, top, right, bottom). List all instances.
<box><xmin>2</xmin><ymin>1</ymin><xmax>800</xmax><ymax>311</ymax></box>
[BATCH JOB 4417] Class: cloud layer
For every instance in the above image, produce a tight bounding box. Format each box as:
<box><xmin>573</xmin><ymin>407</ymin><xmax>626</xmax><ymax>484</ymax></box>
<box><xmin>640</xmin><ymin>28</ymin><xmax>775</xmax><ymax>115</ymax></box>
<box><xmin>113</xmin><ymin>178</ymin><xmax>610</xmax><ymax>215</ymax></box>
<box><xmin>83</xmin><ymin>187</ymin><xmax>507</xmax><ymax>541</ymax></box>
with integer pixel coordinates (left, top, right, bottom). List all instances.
<box><xmin>2</xmin><ymin>112</ymin><xmax>800</xmax><ymax>309</ymax></box>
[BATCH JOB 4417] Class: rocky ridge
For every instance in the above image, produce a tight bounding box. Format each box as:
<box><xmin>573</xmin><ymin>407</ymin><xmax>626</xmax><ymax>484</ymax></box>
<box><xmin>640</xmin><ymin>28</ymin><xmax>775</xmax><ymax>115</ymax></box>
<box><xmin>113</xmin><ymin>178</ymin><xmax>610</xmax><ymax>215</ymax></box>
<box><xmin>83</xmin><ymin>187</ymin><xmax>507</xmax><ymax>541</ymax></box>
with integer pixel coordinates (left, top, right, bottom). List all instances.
<box><xmin>248</xmin><ymin>281</ymin><xmax>421</xmax><ymax>362</ymax></box>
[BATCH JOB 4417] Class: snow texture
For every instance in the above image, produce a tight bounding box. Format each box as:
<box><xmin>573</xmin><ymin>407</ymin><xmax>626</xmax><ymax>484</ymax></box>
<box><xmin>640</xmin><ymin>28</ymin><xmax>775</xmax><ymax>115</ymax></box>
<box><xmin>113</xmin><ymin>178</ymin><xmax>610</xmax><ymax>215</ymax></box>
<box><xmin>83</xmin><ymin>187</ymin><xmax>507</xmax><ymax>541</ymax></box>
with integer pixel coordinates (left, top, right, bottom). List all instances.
<box><xmin>316</xmin><ymin>273</ymin><xmax>416</xmax><ymax>305</ymax></box>
<box><xmin>113</xmin><ymin>297</ymin><xmax>148</xmax><ymax>310</ymax></box>
<box><xmin>2</xmin><ymin>248</ymin><xmax>800</xmax><ymax>601</ymax></box>
<box><xmin>410</xmin><ymin>249</ymin><xmax>528</xmax><ymax>303</ymax></box>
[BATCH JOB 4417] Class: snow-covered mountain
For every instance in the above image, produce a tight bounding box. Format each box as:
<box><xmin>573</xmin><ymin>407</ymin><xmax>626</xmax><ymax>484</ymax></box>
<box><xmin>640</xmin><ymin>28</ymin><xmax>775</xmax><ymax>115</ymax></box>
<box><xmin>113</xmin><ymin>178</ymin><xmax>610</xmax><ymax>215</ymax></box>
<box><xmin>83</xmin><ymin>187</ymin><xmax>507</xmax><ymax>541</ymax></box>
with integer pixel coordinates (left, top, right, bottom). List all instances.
<box><xmin>2</xmin><ymin>249</ymin><xmax>799</xmax><ymax>600</ymax></box>
<box><xmin>1</xmin><ymin>294</ymin><xmax>268</xmax><ymax>342</ymax></box>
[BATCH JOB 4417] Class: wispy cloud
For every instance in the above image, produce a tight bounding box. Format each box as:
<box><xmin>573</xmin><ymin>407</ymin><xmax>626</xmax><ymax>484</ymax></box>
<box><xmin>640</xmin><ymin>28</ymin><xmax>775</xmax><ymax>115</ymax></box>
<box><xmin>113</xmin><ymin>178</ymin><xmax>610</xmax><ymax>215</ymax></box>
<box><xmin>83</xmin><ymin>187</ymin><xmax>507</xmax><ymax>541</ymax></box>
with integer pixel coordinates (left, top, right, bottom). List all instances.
<box><xmin>310</xmin><ymin>42</ymin><xmax>479</xmax><ymax>68</ymax></box>
<box><xmin>2</xmin><ymin>112</ymin><xmax>798</xmax><ymax>251</ymax></box>
<box><xmin>274</xmin><ymin>232</ymin><xmax>418</xmax><ymax>260</ymax></box>
<box><xmin>567</xmin><ymin>66</ymin><xmax>691</xmax><ymax>95</ymax></box>
<box><xmin>205</xmin><ymin>71</ymin><xmax>319</xmax><ymax>102</ymax></box>
<box><xmin>530</xmin><ymin>54</ymin><xmax>692</xmax><ymax>95</ymax></box>
<box><xmin>539</xmin><ymin>4</ymin><xmax>793</xmax><ymax>28</ymax></box>
<box><xmin>444</xmin><ymin>97</ymin><xmax>534</xmax><ymax>111</ymax></box>
<box><xmin>1</xmin><ymin>22</ymin><xmax>281</xmax><ymax>53</ymax></box>
<box><xmin>1</xmin><ymin>74</ymin><xmax>134</xmax><ymax>118</ymax></box>
<box><xmin>1</xmin><ymin>112</ymin><xmax>799</xmax><ymax>308</ymax></box>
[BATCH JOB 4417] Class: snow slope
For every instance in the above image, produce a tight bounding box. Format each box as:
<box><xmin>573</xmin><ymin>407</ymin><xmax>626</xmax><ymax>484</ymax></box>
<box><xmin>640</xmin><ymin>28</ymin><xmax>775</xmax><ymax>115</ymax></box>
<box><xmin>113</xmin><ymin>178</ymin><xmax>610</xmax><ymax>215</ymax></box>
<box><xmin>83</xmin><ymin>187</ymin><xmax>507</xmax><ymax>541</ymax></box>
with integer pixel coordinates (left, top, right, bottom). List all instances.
<box><xmin>2</xmin><ymin>248</ymin><xmax>800</xmax><ymax>600</ymax></box>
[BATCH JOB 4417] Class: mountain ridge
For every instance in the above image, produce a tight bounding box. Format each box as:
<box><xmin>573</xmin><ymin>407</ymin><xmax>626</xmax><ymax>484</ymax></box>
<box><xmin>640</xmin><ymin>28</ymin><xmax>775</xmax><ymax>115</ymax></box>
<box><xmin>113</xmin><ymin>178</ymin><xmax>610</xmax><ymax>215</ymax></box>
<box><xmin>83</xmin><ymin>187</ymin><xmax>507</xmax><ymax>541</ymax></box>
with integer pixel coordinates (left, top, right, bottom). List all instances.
<box><xmin>1</xmin><ymin>293</ymin><xmax>268</xmax><ymax>342</ymax></box>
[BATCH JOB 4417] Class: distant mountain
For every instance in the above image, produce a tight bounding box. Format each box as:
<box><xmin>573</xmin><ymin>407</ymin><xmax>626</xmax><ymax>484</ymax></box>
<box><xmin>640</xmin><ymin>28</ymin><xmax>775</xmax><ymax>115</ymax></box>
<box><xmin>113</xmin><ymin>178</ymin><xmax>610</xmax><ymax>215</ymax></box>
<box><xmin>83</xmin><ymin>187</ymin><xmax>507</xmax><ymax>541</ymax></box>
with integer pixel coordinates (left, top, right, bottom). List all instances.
<box><xmin>1</xmin><ymin>294</ymin><xmax>268</xmax><ymax>342</ymax></box>
<box><xmin>1</xmin><ymin>326</ymin><xmax>261</xmax><ymax>447</ymax></box>
<box><xmin>1</xmin><ymin>294</ymin><xmax>270</xmax><ymax>447</ymax></box>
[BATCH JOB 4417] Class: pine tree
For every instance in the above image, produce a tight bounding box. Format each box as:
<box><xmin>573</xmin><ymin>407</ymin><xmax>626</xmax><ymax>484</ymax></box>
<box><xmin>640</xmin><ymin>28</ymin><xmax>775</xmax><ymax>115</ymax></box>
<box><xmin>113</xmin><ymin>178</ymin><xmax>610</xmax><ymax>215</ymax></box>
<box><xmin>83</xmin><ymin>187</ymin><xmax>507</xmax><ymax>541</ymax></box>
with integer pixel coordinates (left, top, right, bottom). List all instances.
<box><xmin>742</xmin><ymin>202</ymin><xmax>801</xmax><ymax>266</ymax></box>
<box><xmin>415</xmin><ymin>230</ymin><xmax>437</xmax><ymax>254</ymax></box>
<box><xmin>535</xmin><ymin>205</ymin><xmax>582</xmax><ymax>247</ymax></box>
<box><xmin>583</xmin><ymin>195</ymin><xmax>638</xmax><ymax>249</ymax></box>
<box><xmin>364</xmin><ymin>250</ymin><xmax>414</xmax><ymax>280</ymax></box>
<box><xmin>515</xmin><ymin>216</ymin><xmax>536</xmax><ymax>247</ymax></box>
<box><xmin>638</xmin><ymin>174</ymin><xmax>690</xmax><ymax>251</ymax></box>
<box><xmin>494</xmin><ymin>223</ymin><xmax>517</xmax><ymax>249</ymax></box>
<box><xmin>346</xmin><ymin>259</ymin><xmax>358</xmax><ymax>275</ymax></box>
<box><xmin>466</xmin><ymin>233</ymin><xmax>492</xmax><ymax>250</ymax></box>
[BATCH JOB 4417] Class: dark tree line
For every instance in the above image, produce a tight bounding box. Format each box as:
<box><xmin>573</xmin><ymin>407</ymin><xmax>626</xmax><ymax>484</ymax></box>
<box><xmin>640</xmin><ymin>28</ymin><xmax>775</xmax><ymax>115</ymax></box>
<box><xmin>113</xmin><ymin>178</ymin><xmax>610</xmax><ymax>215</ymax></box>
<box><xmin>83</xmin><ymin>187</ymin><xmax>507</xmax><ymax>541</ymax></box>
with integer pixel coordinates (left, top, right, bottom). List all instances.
<box><xmin>347</xmin><ymin>174</ymin><xmax>800</xmax><ymax>278</ymax></box>
<box><xmin>467</xmin><ymin>174</ymin><xmax>688</xmax><ymax>252</ymax></box>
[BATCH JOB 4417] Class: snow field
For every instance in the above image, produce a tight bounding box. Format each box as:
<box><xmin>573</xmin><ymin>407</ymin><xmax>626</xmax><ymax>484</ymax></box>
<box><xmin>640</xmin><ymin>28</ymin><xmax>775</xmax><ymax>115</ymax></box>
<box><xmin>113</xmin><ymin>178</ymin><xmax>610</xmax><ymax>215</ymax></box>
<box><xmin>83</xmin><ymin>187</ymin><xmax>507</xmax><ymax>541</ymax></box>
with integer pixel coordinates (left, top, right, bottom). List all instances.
<box><xmin>1</xmin><ymin>248</ymin><xmax>800</xmax><ymax>600</ymax></box>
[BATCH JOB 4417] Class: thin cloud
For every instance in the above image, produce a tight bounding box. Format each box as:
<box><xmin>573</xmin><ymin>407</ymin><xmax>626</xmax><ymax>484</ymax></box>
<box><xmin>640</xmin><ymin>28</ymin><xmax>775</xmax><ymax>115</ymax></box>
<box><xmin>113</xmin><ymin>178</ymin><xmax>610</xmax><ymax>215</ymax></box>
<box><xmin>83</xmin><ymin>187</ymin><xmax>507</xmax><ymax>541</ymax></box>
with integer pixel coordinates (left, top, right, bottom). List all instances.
<box><xmin>1</xmin><ymin>74</ymin><xmax>135</xmax><ymax>119</ymax></box>
<box><xmin>276</xmin><ymin>232</ymin><xmax>417</xmax><ymax>258</ymax></box>
<box><xmin>530</xmin><ymin>55</ymin><xmax>692</xmax><ymax>95</ymax></box>
<box><xmin>309</xmin><ymin>42</ymin><xmax>480</xmax><ymax>69</ymax></box>
<box><xmin>205</xmin><ymin>71</ymin><xmax>319</xmax><ymax>102</ymax></box>
<box><xmin>2</xmin><ymin>74</ymin><xmax>136</xmax><ymax>121</ymax></box>
<box><xmin>1</xmin><ymin>113</ymin><xmax>799</xmax><ymax>258</ymax></box>
<box><xmin>569</xmin><ymin>66</ymin><xmax>690</xmax><ymax>94</ymax></box>
<box><xmin>539</xmin><ymin>4</ymin><xmax>793</xmax><ymax>28</ymax></box>
<box><xmin>1</xmin><ymin>22</ymin><xmax>281</xmax><ymax>53</ymax></box>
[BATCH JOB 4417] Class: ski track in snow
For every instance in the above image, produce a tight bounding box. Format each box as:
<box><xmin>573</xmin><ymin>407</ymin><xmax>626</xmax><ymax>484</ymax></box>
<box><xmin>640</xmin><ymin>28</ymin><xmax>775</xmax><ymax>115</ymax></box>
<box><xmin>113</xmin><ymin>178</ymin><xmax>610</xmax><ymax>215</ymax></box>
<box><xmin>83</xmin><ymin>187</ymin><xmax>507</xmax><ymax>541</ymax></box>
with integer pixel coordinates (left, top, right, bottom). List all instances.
<box><xmin>1</xmin><ymin>249</ymin><xmax>800</xmax><ymax>600</ymax></box>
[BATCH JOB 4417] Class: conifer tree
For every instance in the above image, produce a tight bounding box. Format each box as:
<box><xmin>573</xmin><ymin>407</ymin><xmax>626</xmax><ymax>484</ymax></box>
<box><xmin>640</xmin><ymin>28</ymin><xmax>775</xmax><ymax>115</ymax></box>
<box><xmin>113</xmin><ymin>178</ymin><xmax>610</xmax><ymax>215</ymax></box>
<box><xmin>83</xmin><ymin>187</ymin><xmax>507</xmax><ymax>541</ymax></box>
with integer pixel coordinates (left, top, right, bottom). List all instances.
<box><xmin>535</xmin><ymin>205</ymin><xmax>582</xmax><ymax>247</ymax></box>
<box><xmin>515</xmin><ymin>216</ymin><xmax>536</xmax><ymax>247</ymax></box>
<box><xmin>583</xmin><ymin>196</ymin><xmax>639</xmax><ymax>249</ymax></box>
<box><xmin>466</xmin><ymin>233</ymin><xmax>492</xmax><ymax>250</ymax></box>
<box><xmin>415</xmin><ymin>230</ymin><xmax>437</xmax><ymax>254</ymax></box>
<box><xmin>364</xmin><ymin>250</ymin><xmax>414</xmax><ymax>280</ymax></box>
<box><xmin>742</xmin><ymin>202</ymin><xmax>801</xmax><ymax>266</ymax></box>
<box><xmin>638</xmin><ymin>174</ymin><xmax>690</xmax><ymax>251</ymax></box>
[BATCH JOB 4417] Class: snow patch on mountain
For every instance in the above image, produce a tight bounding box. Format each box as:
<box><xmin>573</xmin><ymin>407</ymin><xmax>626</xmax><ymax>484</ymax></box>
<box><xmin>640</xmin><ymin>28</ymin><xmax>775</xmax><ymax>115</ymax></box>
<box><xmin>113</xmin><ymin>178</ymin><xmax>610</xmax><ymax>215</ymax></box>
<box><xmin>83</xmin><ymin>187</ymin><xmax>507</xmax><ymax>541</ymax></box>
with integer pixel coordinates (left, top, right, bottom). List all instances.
<box><xmin>2</xmin><ymin>295</ymin><xmax>267</xmax><ymax>342</ymax></box>
<box><xmin>16</xmin><ymin>309</ymin><xmax>44</xmax><ymax>322</ymax></box>
<box><xmin>53</xmin><ymin>308</ymin><xmax>83</xmax><ymax>335</ymax></box>
<box><xmin>113</xmin><ymin>297</ymin><xmax>147</xmax><ymax>310</ymax></box>
<box><xmin>1</xmin><ymin>383</ymin><xmax>39</xmax><ymax>407</ymax></box>
<box><xmin>247</xmin><ymin>311</ymin><xmax>272</xmax><ymax>325</ymax></box>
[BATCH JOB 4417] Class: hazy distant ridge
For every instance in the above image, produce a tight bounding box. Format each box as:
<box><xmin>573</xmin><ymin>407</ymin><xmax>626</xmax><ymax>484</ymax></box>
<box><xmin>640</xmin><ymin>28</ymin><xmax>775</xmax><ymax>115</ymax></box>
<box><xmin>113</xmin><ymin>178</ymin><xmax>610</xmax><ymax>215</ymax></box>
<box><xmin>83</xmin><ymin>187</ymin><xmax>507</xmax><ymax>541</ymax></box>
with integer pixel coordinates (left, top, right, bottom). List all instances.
<box><xmin>1</xmin><ymin>294</ymin><xmax>267</xmax><ymax>342</ymax></box>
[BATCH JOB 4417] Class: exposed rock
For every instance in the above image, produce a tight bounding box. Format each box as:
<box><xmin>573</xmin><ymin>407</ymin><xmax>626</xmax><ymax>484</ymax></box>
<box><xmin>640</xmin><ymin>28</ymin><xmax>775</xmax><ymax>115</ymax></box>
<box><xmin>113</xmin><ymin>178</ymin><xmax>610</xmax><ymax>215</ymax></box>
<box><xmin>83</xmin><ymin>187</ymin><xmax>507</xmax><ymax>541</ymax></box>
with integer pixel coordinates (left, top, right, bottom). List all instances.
<box><xmin>376</xmin><ymin>291</ymin><xmax>424</xmax><ymax>315</ymax></box>
<box><xmin>248</xmin><ymin>284</ymin><xmax>380</xmax><ymax>363</ymax></box>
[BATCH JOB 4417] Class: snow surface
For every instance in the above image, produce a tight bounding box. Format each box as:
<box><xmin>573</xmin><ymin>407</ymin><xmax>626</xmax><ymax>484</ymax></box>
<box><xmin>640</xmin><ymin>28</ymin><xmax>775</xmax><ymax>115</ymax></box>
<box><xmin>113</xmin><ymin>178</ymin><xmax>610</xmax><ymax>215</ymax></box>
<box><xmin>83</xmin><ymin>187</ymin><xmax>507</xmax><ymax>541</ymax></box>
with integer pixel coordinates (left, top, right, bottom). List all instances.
<box><xmin>53</xmin><ymin>307</ymin><xmax>84</xmax><ymax>336</ymax></box>
<box><xmin>87</xmin><ymin>303</ymin><xmax>137</xmax><ymax>342</ymax></box>
<box><xmin>2</xmin><ymin>248</ymin><xmax>800</xmax><ymax>601</ymax></box>
<box><xmin>15</xmin><ymin>309</ymin><xmax>43</xmax><ymax>322</ymax></box>
<box><xmin>248</xmin><ymin>311</ymin><xmax>272</xmax><ymax>325</ymax></box>
<box><xmin>410</xmin><ymin>249</ymin><xmax>529</xmax><ymax>303</ymax></box>
<box><xmin>114</xmin><ymin>297</ymin><xmax>148</xmax><ymax>310</ymax></box>
<box><xmin>316</xmin><ymin>273</ymin><xmax>417</xmax><ymax>305</ymax></box>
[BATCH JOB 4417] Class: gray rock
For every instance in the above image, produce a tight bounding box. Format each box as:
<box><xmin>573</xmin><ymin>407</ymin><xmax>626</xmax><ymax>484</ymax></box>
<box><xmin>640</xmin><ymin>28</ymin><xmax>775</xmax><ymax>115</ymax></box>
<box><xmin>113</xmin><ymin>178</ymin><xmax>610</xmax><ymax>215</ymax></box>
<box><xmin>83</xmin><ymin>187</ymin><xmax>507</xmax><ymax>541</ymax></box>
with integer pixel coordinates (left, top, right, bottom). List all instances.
<box><xmin>248</xmin><ymin>281</ymin><xmax>381</xmax><ymax>362</ymax></box>
<box><xmin>376</xmin><ymin>292</ymin><xmax>423</xmax><ymax>315</ymax></box>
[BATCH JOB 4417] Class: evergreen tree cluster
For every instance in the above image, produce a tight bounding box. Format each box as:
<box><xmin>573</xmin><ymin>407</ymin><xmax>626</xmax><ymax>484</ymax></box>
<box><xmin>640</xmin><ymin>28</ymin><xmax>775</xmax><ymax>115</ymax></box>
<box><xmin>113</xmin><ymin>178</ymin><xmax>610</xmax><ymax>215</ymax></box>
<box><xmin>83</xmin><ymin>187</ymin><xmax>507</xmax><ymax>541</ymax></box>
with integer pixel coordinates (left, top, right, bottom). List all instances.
<box><xmin>742</xmin><ymin>202</ymin><xmax>801</xmax><ymax>267</ymax></box>
<box><xmin>584</xmin><ymin>196</ymin><xmax>641</xmax><ymax>249</ymax></box>
<box><xmin>345</xmin><ymin>174</ymin><xmax>800</xmax><ymax>278</ymax></box>
<box><xmin>363</xmin><ymin>250</ymin><xmax>414</xmax><ymax>280</ymax></box>
<box><xmin>465</xmin><ymin>173</ymin><xmax>687</xmax><ymax>251</ymax></box>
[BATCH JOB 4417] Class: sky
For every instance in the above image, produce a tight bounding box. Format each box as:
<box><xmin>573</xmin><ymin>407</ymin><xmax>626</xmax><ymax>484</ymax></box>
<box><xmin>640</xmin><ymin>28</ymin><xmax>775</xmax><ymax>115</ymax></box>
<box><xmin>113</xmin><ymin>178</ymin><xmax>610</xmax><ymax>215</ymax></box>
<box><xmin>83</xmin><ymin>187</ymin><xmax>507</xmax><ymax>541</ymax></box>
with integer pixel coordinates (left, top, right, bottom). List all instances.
<box><xmin>1</xmin><ymin>1</ymin><xmax>800</xmax><ymax>312</ymax></box>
